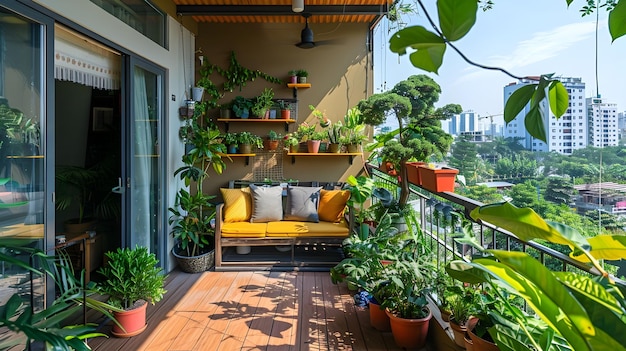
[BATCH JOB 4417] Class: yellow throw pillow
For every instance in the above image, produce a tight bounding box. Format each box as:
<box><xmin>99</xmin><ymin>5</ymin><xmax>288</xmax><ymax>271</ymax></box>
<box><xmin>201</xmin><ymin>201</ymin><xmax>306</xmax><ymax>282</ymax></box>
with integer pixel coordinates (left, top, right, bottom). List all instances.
<box><xmin>220</xmin><ymin>187</ymin><xmax>252</xmax><ymax>223</ymax></box>
<box><xmin>318</xmin><ymin>189</ymin><xmax>350</xmax><ymax>223</ymax></box>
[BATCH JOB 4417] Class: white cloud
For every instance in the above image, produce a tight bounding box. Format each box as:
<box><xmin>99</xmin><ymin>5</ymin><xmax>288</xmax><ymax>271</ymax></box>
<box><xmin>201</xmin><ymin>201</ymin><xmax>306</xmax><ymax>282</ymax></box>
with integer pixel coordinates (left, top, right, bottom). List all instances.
<box><xmin>488</xmin><ymin>21</ymin><xmax>598</xmax><ymax>70</ymax></box>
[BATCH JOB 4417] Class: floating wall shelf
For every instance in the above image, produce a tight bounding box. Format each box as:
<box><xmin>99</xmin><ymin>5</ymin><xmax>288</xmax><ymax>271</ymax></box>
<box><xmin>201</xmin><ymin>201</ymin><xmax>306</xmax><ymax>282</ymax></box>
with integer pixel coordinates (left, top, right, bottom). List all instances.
<box><xmin>286</xmin><ymin>83</ymin><xmax>311</xmax><ymax>98</ymax></box>
<box><xmin>286</xmin><ymin>152</ymin><xmax>362</xmax><ymax>165</ymax></box>
<box><xmin>217</xmin><ymin>118</ymin><xmax>296</xmax><ymax>132</ymax></box>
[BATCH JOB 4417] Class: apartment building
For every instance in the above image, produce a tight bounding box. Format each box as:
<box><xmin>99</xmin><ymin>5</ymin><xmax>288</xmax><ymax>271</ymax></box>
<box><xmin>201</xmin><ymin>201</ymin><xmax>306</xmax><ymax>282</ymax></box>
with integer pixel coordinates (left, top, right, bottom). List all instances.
<box><xmin>588</xmin><ymin>96</ymin><xmax>619</xmax><ymax>147</ymax></box>
<box><xmin>503</xmin><ymin>77</ymin><xmax>587</xmax><ymax>154</ymax></box>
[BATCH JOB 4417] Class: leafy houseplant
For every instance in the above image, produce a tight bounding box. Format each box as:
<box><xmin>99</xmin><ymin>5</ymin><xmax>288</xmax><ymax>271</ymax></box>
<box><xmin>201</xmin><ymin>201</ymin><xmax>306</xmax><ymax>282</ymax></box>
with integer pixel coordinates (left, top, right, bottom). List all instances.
<box><xmin>237</xmin><ymin>131</ymin><xmax>263</xmax><ymax>154</ymax></box>
<box><xmin>296</xmin><ymin>69</ymin><xmax>308</xmax><ymax>83</ymax></box>
<box><xmin>251</xmin><ymin>88</ymin><xmax>274</xmax><ymax>118</ymax></box>
<box><xmin>97</xmin><ymin>246</ymin><xmax>166</xmax><ymax>337</ymax></box>
<box><xmin>277</xmin><ymin>100</ymin><xmax>291</xmax><ymax>119</ymax></box>
<box><xmin>222</xmin><ymin>132</ymin><xmax>239</xmax><ymax>154</ymax></box>
<box><xmin>288</xmin><ymin>69</ymin><xmax>298</xmax><ymax>84</ymax></box>
<box><xmin>447</xmin><ymin>201</ymin><xmax>626</xmax><ymax>351</ymax></box>
<box><xmin>232</xmin><ymin>96</ymin><xmax>253</xmax><ymax>119</ymax></box>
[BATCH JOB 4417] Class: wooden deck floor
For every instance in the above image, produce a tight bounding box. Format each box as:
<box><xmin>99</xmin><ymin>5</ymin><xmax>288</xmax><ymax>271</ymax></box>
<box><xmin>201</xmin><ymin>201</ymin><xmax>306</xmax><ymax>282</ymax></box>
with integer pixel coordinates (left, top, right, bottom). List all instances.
<box><xmin>87</xmin><ymin>270</ymin><xmax>441</xmax><ymax>351</ymax></box>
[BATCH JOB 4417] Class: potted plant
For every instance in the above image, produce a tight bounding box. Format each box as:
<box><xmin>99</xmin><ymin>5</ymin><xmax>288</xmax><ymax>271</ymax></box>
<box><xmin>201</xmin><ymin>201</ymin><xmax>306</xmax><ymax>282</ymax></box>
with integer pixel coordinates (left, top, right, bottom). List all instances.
<box><xmin>283</xmin><ymin>133</ymin><xmax>300</xmax><ymax>153</ymax></box>
<box><xmin>169</xmin><ymin>121</ymin><xmax>226</xmax><ymax>273</ymax></box>
<box><xmin>358</xmin><ymin>75</ymin><xmax>460</xmax><ymax>207</ymax></box>
<box><xmin>288</xmin><ymin>70</ymin><xmax>298</xmax><ymax>84</ymax></box>
<box><xmin>232</xmin><ymin>96</ymin><xmax>253</xmax><ymax>119</ymax></box>
<box><xmin>296</xmin><ymin>69</ymin><xmax>308</xmax><ymax>83</ymax></box>
<box><xmin>237</xmin><ymin>131</ymin><xmax>263</xmax><ymax>154</ymax></box>
<box><xmin>55</xmin><ymin>156</ymin><xmax>120</xmax><ymax>234</ymax></box>
<box><xmin>339</xmin><ymin>107</ymin><xmax>367</xmax><ymax>153</ymax></box>
<box><xmin>326</xmin><ymin>121</ymin><xmax>343</xmax><ymax>153</ymax></box>
<box><xmin>251</xmin><ymin>88</ymin><xmax>275</xmax><ymax>118</ymax></box>
<box><xmin>219</xmin><ymin>101</ymin><xmax>233</xmax><ymax>118</ymax></box>
<box><xmin>266</xmin><ymin>130</ymin><xmax>280</xmax><ymax>151</ymax></box>
<box><xmin>97</xmin><ymin>246</ymin><xmax>167</xmax><ymax>337</ymax></box>
<box><xmin>222</xmin><ymin>132</ymin><xmax>239</xmax><ymax>154</ymax></box>
<box><xmin>277</xmin><ymin>100</ymin><xmax>291</xmax><ymax>119</ymax></box>
<box><xmin>446</xmin><ymin>285</ymin><xmax>479</xmax><ymax>348</ymax></box>
<box><xmin>378</xmin><ymin>254</ymin><xmax>435</xmax><ymax>350</ymax></box>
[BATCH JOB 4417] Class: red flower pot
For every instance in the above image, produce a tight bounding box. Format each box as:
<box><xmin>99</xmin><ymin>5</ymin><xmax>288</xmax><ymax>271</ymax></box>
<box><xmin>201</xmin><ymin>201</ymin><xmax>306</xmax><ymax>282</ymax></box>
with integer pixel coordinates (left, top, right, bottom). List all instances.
<box><xmin>112</xmin><ymin>301</ymin><xmax>148</xmax><ymax>337</ymax></box>
<box><xmin>369</xmin><ymin>301</ymin><xmax>391</xmax><ymax>331</ymax></box>
<box><xmin>386</xmin><ymin>308</ymin><xmax>432</xmax><ymax>349</ymax></box>
<box><xmin>418</xmin><ymin>166</ymin><xmax>459</xmax><ymax>192</ymax></box>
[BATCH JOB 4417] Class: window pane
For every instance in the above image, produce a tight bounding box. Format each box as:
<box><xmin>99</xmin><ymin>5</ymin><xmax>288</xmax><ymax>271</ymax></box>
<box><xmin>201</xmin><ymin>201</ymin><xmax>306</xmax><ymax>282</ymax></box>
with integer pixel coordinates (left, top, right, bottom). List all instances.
<box><xmin>90</xmin><ymin>0</ymin><xmax>166</xmax><ymax>47</ymax></box>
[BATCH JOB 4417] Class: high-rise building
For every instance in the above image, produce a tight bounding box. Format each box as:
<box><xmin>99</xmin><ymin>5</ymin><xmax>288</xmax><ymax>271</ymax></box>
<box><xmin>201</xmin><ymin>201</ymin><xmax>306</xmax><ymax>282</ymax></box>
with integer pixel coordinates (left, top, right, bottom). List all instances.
<box><xmin>587</xmin><ymin>96</ymin><xmax>619</xmax><ymax>147</ymax></box>
<box><xmin>503</xmin><ymin>77</ymin><xmax>587</xmax><ymax>154</ymax></box>
<box><xmin>447</xmin><ymin>110</ymin><xmax>478</xmax><ymax>136</ymax></box>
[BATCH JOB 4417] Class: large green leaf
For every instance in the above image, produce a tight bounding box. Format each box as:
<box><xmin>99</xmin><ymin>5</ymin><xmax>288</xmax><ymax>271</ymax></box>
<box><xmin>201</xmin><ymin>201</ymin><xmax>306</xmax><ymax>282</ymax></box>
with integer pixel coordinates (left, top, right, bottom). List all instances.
<box><xmin>609</xmin><ymin>0</ymin><xmax>626</xmax><ymax>42</ymax></box>
<box><xmin>504</xmin><ymin>84</ymin><xmax>536</xmax><ymax>123</ymax></box>
<box><xmin>477</xmin><ymin>252</ymin><xmax>593</xmax><ymax>351</ymax></box>
<box><xmin>389</xmin><ymin>26</ymin><xmax>447</xmax><ymax>73</ymax></box>
<box><xmin>524</xmin><ymin>105</ymin><xmax>546</xmax><ymax>142</ymax></box>
<box><xmin>437</xmin><ymin>0</ymin><xmax>478</xmax><ymax>41</ymax></box>
<box><xmin>548</xmin><ymin>80</ymin><xmax>569</xmax><ymax>118</ymax></box>
<box><xmin>445</xmin><ymin>260</ymin><xmax>491</xmax><ymax>284</ymax></box>
<box><xmin>570</xmin><ymin>235</ymin><xmax>626</xmax><ymax>262</ymax></box>
<box><xmin>555</xmin><ymin>273</ymin><xmax>626</xmax><ymax>348</ymax></box>
<box><xmin>470</xmin><ymin>202</ymin><xmax>574</xmax><ymax>248</ymax></box>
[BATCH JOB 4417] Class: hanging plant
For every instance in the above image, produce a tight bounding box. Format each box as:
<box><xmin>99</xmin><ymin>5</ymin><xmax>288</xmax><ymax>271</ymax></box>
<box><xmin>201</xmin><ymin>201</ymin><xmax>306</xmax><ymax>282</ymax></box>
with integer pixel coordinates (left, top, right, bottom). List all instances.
<box><xmin>216</xmin><ymin>51</ymin><xmax>283</xmax><ymax>92</ymax></box>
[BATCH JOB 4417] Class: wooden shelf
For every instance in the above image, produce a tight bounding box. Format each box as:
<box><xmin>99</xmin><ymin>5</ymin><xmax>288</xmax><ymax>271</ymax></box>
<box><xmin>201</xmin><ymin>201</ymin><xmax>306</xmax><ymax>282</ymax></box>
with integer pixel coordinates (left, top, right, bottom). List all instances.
<box><xmin>286</xmin><ymin>152</ymin><xmax>362</xmax><ymax>165</ymax></box>
<box><xmin>217</xmin><ymin>118</ymin><xmax>296</xmax><ymax>132</ymax></box>
<box><xmin>219</xmin><ymin>153</ymin><xmax>256</xmax><ymax>166</ymax></box>
<box><xmin>287</xmin><ymin>83</ymin><xmax>311</xmax><ymax>98</ymax></box>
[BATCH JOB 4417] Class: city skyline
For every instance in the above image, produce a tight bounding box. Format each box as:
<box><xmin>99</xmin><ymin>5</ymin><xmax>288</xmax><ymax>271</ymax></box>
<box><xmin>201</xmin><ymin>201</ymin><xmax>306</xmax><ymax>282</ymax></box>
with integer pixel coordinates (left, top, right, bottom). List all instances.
<box><xmin>373</xmin><ymin>1</ymin><xmax>626</xmax><ymax>127</ymax></box>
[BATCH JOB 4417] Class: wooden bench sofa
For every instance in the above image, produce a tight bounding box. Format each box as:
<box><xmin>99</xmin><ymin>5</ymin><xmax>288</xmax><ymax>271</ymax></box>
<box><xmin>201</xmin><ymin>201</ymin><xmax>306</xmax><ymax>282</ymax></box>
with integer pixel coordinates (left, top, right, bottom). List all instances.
<box><xmin>214</xmin><ymin>181</ymin><xmax>354</xmax><ymax>270</ymax></box>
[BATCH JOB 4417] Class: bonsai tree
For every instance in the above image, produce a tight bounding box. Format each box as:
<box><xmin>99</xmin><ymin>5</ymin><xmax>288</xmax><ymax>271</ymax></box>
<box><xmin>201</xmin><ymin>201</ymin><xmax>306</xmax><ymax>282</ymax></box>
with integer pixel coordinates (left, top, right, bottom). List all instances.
<box><xmin>358</xmin><ymin>75</ymin><xmax>461</xmax><ymax>206</ymax></box>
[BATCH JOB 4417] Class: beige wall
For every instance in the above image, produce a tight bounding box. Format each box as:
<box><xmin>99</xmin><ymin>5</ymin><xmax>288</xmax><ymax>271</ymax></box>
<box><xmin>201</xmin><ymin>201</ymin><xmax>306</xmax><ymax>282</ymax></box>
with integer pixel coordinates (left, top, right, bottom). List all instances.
<box><xmin>195</xmin><ymin>22</ymin><xmax>374</xmax><ymax>198</ymax></box>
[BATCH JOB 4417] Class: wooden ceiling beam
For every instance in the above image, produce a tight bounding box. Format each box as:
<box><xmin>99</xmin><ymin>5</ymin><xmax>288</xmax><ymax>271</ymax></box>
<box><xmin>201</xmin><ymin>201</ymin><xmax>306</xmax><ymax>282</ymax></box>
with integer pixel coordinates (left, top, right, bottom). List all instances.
<box><xmin>176</xmin><ymin>5</ymin><xmax>388</xmax><ymax>17</ymax></box>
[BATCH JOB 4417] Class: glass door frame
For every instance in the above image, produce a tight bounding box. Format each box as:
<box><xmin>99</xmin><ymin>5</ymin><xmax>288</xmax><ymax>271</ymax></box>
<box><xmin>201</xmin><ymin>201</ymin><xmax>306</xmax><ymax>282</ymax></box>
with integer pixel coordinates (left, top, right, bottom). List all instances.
<box><xmin>124</xmin><ymin>56</ymin><xmax>167</xmax><ymax>267</ymax></box>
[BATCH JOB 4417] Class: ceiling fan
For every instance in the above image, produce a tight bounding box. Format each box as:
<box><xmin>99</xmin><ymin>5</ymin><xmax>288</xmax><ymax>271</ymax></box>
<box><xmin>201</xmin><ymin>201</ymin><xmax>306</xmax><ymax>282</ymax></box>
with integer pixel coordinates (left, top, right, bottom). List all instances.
<box><xmin>296</xmin><ymin>13</ymin><xmax>316</xmax><ymax>49</ymax></box>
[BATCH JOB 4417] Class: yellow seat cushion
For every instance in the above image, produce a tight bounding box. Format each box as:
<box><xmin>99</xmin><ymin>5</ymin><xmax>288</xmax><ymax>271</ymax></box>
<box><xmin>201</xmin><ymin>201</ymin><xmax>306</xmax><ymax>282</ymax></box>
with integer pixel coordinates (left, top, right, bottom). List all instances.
<box><xmin>220</xmin><ymin>187</ymin><xmax>252</xmax><ymax>223</ymax></box>
<box><xmin>266</xmin><ymin>220</ymin><xmax>349</xmax><ymax>237</ymax></box>
<box><xmin>220</xmin><ymin>222</ymin><xmax>267</xmax><ymax>238</ymax></box>
<box><xmin>318</xmin><ymin>189</ymin><xmax>350</xmax><ymax>222</ymax></box>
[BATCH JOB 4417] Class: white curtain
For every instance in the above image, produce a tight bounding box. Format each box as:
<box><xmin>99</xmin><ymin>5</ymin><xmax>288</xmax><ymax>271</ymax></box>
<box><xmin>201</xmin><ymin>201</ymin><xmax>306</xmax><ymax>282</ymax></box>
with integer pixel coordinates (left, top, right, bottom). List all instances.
<box><xmin>54</xmin><ymin>25</ymin><xmax>120</xmax><ymax>90</ymax></box>
<box><xmin>132</xmin><ymin>67</ymin><xmax>152</xmax><ymax>249</ymax></box>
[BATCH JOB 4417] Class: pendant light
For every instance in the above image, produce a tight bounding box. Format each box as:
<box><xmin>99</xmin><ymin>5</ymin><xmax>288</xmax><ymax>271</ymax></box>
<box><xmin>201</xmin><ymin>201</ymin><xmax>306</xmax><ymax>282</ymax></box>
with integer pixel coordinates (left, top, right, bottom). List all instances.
<box><xmin>292</xmin><ymin>0</ymin><xmax>304</xmax><ymax>13</ymax></box>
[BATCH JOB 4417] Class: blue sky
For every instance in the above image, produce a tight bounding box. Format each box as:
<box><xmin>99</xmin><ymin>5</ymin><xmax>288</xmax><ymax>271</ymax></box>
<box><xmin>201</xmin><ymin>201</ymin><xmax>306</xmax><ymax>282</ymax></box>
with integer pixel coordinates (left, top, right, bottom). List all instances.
<box><xmin>373</xmin><ymin>1</ymin><xmax>626</xmax><ymax>128</ymax></box>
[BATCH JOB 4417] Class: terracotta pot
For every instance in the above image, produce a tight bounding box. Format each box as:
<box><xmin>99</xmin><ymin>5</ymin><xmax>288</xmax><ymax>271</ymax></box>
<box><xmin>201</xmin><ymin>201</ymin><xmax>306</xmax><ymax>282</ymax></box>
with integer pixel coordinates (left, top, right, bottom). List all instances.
<box><xmin>405</xmin><ymin>161</ymin><xmax>426</xmax><ymax>186</ymax></box>
<box><xmin>418</xmin><ymin>166</ymin><xmax>459</xmax><ymax>192</ymax></box>
<box><xmin>307</xmin><ymin>140</ymin><xmax>321</xmax><ymax>153</ymax></box>
<box><xmin>281</xmin><ymin>109</ymin><xmax>291</xmax><ymax>119</ymax></box>
<box><xmin>439</xmin><ymin>307</ymin><xmax>451</xmax><ymax>322</ymax></box>
<box><xmin>112</xmin><ymin>301</ymin><xmax>148</xmax><ymax>337</ymax></box>
<box><xmin>328</xmin><ymin>143</ymin><xmax>341</xmax><ymax>153</ymax></box>
<box><xmin>369</xmin><ymin>301</ymin><xmax>391</xmax><ymax>331</ymax></box>
<box><xmin>266</xmin><ymin>140</ymin><xmax>279</xmax><ymax>151</ymax></box>
<box><xmin>239</xmin><ymin>143</ymin><xmax>253</xmax><ymax>154</ymax></box>
<box><xmin>467</xmin><ymin>319</ymin><xmax>500</xmax><ymax>351</ymax></box>
<box><xmin>449</xmin><ymin>320</ymin><xmax>468</xmax><ymax>348</ymax></box>
<box><xmin>464</xmin><ymin>334</ymin><xmax>474</xmax><ymax>351</ymax></box>
<box><xmin>386</xmin><ymin>308</ymin><xmax>432</xmax><ymax>350</ymax></box>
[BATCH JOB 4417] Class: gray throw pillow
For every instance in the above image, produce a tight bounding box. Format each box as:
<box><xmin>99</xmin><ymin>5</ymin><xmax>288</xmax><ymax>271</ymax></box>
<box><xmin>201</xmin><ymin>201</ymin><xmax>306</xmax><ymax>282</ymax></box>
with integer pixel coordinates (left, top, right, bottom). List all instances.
<box><xmin>284</xmin><ymin>186</ymin><xmax>322</xmax><ymax>222</ymax></box>
<box><xmin>249</xmin><ymin>184</ymin><xmax>283</xmax><ymax>223</ymax></box>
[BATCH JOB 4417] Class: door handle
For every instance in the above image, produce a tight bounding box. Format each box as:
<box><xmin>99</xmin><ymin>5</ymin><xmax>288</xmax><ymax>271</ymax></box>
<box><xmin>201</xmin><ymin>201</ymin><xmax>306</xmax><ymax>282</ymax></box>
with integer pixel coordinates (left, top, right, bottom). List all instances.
<box><xmin>111</xmin><ymin>177</ymin><xmax>124</xmax><ymax>194</ymax></box>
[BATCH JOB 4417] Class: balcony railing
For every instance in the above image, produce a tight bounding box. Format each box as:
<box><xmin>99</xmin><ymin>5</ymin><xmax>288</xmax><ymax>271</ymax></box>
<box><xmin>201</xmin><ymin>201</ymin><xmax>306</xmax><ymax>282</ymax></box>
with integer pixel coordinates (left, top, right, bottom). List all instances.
<box><xmin>367</xmin><ymin>165</ymin><xmax>598</xmax><ymax>277</ymax></box>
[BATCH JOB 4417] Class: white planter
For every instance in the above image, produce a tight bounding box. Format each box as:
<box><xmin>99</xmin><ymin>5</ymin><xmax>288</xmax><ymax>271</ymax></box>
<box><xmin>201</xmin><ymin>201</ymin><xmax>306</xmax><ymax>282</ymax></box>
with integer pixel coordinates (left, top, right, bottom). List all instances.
<box><xmin>192</xmin><ymin>87</ymin><xmax>204</xmax><ymax>102</ymax></box>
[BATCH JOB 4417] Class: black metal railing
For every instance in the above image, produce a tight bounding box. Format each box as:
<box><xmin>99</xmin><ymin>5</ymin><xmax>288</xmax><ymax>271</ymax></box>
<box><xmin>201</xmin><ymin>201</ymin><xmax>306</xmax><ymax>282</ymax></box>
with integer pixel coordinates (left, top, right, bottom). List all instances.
<box><xmin>367</xmin><ymin>165</ymin><xmax>598</xmax><ymax>277</ymax></box>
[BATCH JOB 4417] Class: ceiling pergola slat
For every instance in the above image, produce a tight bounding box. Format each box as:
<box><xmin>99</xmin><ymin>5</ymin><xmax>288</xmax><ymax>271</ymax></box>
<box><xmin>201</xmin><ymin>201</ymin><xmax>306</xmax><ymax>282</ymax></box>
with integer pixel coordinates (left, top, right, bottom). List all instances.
<box><xmin>173</xmin><ymin>0</ymin><xmax>392</xmax><ymax>23</ymax></box>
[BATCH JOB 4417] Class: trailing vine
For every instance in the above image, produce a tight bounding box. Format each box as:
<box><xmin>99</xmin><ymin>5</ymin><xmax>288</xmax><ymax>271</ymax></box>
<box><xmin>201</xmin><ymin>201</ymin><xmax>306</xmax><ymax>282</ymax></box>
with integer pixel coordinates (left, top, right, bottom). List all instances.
<box><xmin>215</xmin><ymin>51</ymin><xmax>283</xmax><ymax>93</ymax></box>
